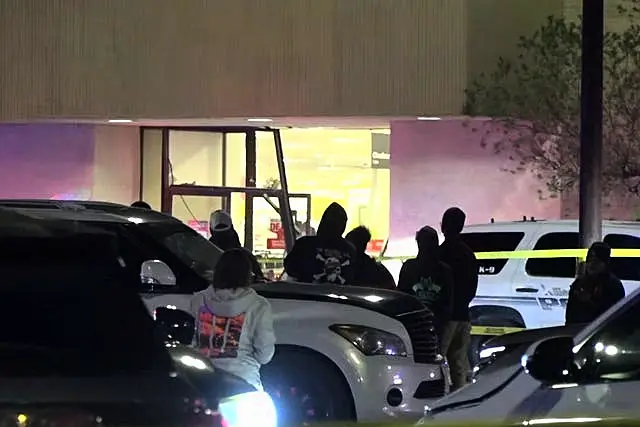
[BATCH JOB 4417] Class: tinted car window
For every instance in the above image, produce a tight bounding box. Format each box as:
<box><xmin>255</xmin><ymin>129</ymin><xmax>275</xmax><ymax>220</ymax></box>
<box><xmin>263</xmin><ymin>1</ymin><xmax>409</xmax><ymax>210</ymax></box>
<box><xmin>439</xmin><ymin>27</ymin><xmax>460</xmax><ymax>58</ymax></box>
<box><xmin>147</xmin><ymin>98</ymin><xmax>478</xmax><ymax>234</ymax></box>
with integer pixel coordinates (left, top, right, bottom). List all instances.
<box><xmin>604</xmin><ymin>233</ymin><xmax>640</xmax><ymax>281</ymax></box>
<box><xmin>0</xmin><ymin>235</ymin><xmax>172</xmax><ymax>377</ymax></box>
<box><xmin>460</xmin><ymin>232</ymin><xmax>525</xmax><ymax>275</ymax></box>
<box><xmin>580</xmin><ymin>294</ymin><xmax>640</xmax><ymax>381</ymax></box>
<box><xmin>137</xmin><ymin>223</ymin><xmax>222</xmax><ymax>286</ymax></box>
<box><xmin>525</xmin><ymin>232</ymin><xmax>579</xmax><ymax>278</ymax></box>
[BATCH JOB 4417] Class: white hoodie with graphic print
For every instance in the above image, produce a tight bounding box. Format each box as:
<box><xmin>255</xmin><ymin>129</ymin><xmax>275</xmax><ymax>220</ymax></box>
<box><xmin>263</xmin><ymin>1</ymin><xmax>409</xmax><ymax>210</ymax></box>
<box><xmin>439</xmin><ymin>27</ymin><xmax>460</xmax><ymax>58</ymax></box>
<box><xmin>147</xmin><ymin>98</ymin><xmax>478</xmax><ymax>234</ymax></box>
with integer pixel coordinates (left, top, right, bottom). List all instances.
<box><xmin>189</xmin><ymin>286</ymin><xmax>275</xmax><ymax>390</ymax></box>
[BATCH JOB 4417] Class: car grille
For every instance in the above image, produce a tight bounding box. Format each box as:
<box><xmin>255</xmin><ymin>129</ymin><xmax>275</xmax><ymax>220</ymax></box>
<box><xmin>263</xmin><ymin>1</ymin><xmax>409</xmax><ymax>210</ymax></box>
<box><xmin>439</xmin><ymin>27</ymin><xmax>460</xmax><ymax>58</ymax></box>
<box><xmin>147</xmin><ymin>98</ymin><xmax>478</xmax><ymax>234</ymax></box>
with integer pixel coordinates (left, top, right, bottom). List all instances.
<box><xmin>413</xmin><ymin>378</ymin><xmax>446</xmax><ymax>399</ymax></box>
<box><xmin>395</xmin><ymin>309</ymin><xmax>440</xmax><ymax>364</ymax></box>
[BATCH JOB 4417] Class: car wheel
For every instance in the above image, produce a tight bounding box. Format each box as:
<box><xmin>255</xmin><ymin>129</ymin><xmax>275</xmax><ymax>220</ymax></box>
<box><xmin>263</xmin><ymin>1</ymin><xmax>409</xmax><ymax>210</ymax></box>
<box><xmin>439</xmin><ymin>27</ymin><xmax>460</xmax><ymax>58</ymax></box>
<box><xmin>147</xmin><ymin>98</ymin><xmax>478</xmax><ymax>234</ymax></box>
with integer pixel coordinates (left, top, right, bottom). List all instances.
<box><xmin>262</xmin><ymin>349</ymin><xmax>355</xmax><ymax>426</ymax></box>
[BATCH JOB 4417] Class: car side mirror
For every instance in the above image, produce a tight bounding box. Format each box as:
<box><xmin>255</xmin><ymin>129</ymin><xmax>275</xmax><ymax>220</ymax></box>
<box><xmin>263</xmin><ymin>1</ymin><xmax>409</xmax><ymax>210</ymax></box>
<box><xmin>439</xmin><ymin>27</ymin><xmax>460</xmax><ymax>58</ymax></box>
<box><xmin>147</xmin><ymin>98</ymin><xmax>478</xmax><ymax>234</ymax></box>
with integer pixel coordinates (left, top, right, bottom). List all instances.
<box><xmin>155</xmin><ymin>307</ymin><xmax>195</xmax><ymax>345</ymax></box>
<box><xmin>522</xmin><ymin>335</ymin><xmax>576</xmax><ymax>384</ymax></box>
<box><xmin>141</xmin><ymin>260</ymin><xmax>176</xmax><ymax>287</ymax></box>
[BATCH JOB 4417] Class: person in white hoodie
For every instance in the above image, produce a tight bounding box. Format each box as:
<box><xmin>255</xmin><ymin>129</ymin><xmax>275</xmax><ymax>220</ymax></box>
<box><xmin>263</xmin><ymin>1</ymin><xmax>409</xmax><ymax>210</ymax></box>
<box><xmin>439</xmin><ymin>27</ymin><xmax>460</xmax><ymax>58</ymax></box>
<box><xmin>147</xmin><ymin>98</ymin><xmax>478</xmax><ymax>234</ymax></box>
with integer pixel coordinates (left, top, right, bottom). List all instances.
<box><xmin>190</xmin><ymin>248</ymin><xmax>276</xmax><ymax>390</ymax></box>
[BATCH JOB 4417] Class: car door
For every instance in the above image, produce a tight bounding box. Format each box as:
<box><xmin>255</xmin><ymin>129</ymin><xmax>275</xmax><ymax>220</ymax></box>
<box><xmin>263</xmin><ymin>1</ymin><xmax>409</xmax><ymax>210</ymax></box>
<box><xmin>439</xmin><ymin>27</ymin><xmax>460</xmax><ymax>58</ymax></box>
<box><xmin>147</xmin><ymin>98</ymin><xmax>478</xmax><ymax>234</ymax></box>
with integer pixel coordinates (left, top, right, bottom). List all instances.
<box><xmin>527</xmin><ymin>293</ymin><xmax>640</xmax><ymax>420</ymax></box>
<box><xmin>515</xmin><ymin>231</ymin><xmax>579</xmax><ymax>328</ymax></box>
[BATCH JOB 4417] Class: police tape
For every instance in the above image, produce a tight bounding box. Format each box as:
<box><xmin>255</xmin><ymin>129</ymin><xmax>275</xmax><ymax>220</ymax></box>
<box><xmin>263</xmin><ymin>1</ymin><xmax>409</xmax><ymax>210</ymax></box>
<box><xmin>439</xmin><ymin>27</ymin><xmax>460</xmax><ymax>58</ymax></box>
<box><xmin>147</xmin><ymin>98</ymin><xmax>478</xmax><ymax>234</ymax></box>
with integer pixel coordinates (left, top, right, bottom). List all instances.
<box><xmin>471</xmin><ymin>325</ymin><xmax>526</xmax><ymax>336</ymax></box>
<box><xmin>380</xmin><ymin>248</ymin><xmax>640</xmax><ymax>262</ymax></box>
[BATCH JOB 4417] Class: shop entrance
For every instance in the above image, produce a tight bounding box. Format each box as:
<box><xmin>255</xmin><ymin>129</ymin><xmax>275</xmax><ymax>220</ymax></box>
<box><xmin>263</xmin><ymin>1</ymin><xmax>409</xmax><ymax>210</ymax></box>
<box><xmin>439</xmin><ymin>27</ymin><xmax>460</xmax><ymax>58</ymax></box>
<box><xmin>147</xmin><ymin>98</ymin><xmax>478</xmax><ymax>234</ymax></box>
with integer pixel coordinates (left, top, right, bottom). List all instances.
<box><xmin>167</xmin><ymin>184</ymin><xmax>311</xmax><ymax>250</ymax></box>
<box><xmin>141</xmin><ymin>126</ymin><xmax>298</xmax><ymax>252</ymax></box>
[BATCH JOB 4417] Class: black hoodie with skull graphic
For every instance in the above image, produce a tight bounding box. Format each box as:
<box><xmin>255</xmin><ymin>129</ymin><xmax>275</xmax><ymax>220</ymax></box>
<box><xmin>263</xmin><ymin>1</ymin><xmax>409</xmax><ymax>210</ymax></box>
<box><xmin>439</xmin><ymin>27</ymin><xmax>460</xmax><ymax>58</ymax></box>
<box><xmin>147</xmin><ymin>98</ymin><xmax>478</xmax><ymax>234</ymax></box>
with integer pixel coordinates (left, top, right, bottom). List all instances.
<box><xmin>284</xmin><ymin>202</ymin><xmax>356</xmax><ymax>285</ymax></box>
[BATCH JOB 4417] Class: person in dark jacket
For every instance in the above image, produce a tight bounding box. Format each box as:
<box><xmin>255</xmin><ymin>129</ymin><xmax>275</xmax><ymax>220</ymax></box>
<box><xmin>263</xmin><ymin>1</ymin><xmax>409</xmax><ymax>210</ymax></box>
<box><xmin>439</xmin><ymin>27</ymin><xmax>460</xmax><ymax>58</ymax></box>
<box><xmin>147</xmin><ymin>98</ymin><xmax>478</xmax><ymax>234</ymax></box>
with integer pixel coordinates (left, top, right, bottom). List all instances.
<box><xmin>345</xmin><ymin>226</ymin><xmax>396</xmax><ymax>289</ymax></box>
<box><xmin>438</xmin><ymin>207</ymin><xmax>477</xmax><ymax>391</ymax></box>
<box><xmin>284</xmin><ymin>202</ymin><xmax>355</xmax><ymax>285</ymax></box>
<box><xmin>566</xmin><ymin>242</ymin><xmax>625</xmax><ymax>325</ymax></box>
<box><xmin>208</xmin><ymin>210</ymin><xmax>265</xmax><ymax>282</ymax></box>
<box><xmin>398</xmin><ymin>226</ymin><xmax>453</xmax><ymax>343</ymax></box>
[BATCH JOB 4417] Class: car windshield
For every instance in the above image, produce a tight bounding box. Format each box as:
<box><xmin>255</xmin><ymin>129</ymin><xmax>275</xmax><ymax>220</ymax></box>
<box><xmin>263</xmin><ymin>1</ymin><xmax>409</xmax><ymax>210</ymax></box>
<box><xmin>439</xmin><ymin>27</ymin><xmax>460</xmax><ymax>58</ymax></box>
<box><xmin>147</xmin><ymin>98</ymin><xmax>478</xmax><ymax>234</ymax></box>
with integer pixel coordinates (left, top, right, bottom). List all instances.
<box><xmin>136</xmin><ymin>222</ymin><xmax>223</xmax><ymax>283</ymax></box>
<box><xmin>0</xmin><ymin>234</ymin><xmax>173</xmax><ymax>377</ymax></box>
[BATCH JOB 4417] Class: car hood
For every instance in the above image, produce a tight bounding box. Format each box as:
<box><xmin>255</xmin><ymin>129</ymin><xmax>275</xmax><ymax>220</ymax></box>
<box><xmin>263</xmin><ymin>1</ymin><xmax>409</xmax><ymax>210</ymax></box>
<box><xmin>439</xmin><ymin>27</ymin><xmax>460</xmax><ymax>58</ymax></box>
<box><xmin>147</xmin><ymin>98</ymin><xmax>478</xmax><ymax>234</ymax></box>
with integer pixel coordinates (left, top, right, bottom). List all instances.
<box><xmin>482</xmin><ymin>323</ymin><xmax>587</xmax><ymax>349</ymax></box>
<box><xmin>253</xmin><ymin>281</ymin><xmax>424</xmax><ymax>316</ymax></box>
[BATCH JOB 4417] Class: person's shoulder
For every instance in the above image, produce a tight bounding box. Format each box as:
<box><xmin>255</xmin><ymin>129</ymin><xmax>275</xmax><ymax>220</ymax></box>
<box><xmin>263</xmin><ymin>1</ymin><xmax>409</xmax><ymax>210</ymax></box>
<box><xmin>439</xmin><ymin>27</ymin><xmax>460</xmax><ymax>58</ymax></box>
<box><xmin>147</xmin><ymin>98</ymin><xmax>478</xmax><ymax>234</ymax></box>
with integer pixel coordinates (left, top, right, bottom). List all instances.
<box><xmin>252</xmin><ymin>292</ymin><xmax>273</xmax><ymax>312</ymax></box>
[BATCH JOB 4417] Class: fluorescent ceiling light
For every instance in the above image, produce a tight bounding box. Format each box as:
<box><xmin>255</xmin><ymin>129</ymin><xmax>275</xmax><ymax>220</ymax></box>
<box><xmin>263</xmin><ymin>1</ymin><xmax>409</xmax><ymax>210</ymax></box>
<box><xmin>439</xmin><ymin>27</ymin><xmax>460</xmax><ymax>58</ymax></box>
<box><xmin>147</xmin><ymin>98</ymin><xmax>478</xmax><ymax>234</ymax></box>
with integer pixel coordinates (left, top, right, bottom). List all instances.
<box><xmin>417</xmin><ymin>116</ymin><xmax>441</xmax><ymax>121</ymax></box>
<box><xmin>247</xmin><ymin>118</ymin><xmax>273</xmax><ymax>123</ymax></box>
<box><xmin>108</xmin><ymin>119</ymin><xmax>133</xmax><ymax>123</ymax></box>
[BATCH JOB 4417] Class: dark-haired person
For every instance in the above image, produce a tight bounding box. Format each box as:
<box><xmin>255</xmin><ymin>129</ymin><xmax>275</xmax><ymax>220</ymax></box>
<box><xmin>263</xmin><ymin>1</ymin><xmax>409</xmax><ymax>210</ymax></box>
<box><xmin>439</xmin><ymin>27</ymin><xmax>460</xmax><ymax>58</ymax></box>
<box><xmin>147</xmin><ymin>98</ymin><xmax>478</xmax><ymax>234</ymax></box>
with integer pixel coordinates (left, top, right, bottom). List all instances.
<box><xmin>398</xmin><ymin>226</ymin><xmax>453</xmax><ymax>345</ymax></box>
<box><xmin>566</xmin><ymin>242</ymin><xmax>625</xmax><ymax>325</ymax></box>
<box><xmin>345</xmin><ymin>226</ymin><xmax>396</xmax><ymax>289</ymax></box>
<box><xmin>284</xmin><ymin>202</ymin><xmax>355</xmax><ymax>285</ymax></box>
<box><xmin>189</xmin><ymin>248</ymin><xmax>275</xmax><ymax>390</ymax></box>
<box><xmin>208</xmin><ymin>210</ymin><xmax>265</xmax><ymax>282</ymax></box>
<box><xmin>131</xmin><ymin>201</ymin><xmax>151</xmax><ymax>209</ymax></box>
<box><xmin>439</xmin><ymin>207</ymin><xmax>477</xmax><ymax>392</ymax></box>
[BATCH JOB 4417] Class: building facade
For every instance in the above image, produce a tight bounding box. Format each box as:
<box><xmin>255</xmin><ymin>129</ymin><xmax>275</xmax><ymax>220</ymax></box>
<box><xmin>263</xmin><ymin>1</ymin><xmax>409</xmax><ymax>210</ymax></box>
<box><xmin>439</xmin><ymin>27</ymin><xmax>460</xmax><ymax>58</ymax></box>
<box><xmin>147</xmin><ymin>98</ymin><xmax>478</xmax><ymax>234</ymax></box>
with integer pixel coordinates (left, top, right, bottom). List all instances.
<box><xmin>1</xmin><ymin>0</ymin><xmax>563</xmax><ymax>121</ymax></box>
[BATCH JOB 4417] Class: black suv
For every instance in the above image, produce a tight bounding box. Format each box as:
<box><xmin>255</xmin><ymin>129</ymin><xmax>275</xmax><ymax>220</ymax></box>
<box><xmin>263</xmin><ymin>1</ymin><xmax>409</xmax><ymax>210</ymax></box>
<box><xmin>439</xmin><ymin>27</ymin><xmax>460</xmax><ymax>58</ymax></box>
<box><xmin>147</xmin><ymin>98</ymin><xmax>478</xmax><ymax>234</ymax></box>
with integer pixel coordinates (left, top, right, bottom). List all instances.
<box><xmin>0</xmin><ymin>212</ymin><xmax>264</xmax><ymax>427</ymax></box>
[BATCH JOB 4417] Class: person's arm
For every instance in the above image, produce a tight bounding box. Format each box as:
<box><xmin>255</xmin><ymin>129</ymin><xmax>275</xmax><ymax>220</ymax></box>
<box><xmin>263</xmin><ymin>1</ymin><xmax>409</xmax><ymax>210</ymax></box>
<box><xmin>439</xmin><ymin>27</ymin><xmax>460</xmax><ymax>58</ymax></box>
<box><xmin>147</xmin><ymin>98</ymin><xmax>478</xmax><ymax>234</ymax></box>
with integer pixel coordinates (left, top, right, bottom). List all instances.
<box><xmin>442</xmin><ymin>266</ymin><xmax>454</xmax><ymax>322</ymax></box>
<box><xmin>602</xmin><ymin>277</ymin><xmax>626</xmax><ymax>309</ymax></box>
<box><xmin>252</xmin><ymin>300</ymin><xmax>276</xmax><ymax>365</ymax></box>
<box><xmin>343</xmin><ymin>241</ymin><xmax>357</xmax><ymax>284</ymax></box>
<box><xmin>565</xmin><ymin>278</ymin><xmax>582</xmax><ymax>325</ymax></box>
<box><xmin>397</xmin><ymin>261</ymin><xmax>413</xmax><ymax>293</ymax></box>
<box><xmin>465</xmin><ymin>252</ymin><xmax>479</xmax><ymax>306</ymax></box>
<box><xmin>283</xmin><ymin>238</ymin><xmax>307</xmax><ymax>280</ymax></box>
<box><xmin>376</xmin><ymin>262</ymin><xmax>397</xmax><ymax>289</ymax></box>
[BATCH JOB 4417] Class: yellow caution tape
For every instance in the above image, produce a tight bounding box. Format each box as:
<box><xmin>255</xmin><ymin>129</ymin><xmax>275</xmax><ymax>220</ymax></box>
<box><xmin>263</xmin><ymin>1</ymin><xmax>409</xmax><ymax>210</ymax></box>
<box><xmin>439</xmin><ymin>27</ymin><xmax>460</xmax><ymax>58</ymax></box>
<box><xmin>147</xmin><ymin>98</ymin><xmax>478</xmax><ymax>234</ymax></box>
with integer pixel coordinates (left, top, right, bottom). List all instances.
<box><xmin>380</xmin><ymin>248</ymin><xmax>640</xmax><ymax>262</ymax></box>
<box><xmin>471</xmin><ymin>325</ymin><xmax>526</xmax><ymax>336</ymax></box>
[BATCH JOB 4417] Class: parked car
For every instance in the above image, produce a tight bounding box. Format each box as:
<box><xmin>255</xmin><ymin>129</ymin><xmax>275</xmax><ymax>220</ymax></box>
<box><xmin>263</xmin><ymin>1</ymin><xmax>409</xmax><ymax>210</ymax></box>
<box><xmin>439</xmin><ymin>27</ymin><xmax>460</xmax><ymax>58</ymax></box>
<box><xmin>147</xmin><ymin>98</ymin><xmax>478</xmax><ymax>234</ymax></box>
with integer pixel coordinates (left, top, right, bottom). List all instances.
<box><xmin>474</xmin><ymin>323</ymin><xmax>586</xmax><ymax>376</ymax></box>
<box><xmin>0</xmin><ymin>223</ymin><xmax>274</xmax><ymax>427</ymax></box>
<box><xmin>420</xmin><ymin>286</ymin><xmax>640</xmax><ymax>423</ymax></box>
<box><xmin>0</xmin><ymin>200</ymin><xmax>448</xmax><ymax>423</ymax></box>
<box><xmin>383</xmin><ymin>219</ymin><xmax>640</xmax><ymax>362</ymax></box>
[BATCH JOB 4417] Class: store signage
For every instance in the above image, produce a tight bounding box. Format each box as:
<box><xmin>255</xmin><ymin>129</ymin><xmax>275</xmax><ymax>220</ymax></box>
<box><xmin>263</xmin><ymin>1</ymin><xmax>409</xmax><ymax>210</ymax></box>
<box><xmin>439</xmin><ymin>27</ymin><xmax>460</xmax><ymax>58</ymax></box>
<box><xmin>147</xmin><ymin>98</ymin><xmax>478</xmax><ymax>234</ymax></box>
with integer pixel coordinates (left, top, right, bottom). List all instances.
<box><xmin>267</xmin><ymin>219</ymin><xmax>286</xmax><ymax>250</ymax></box>
<box><xmin>366</xmin><ymin>239</ymin><xmax>385</xmax><ymax>256</ymax></box>
<box><xmin>188</xmin><ymin>220</ymin><xmax>210</xmax><ymax>238</ymax></box>
<box><xmin>371</xmin><ymin>133</ymin><xmax>390</xmax><ymax>169</ymax></box>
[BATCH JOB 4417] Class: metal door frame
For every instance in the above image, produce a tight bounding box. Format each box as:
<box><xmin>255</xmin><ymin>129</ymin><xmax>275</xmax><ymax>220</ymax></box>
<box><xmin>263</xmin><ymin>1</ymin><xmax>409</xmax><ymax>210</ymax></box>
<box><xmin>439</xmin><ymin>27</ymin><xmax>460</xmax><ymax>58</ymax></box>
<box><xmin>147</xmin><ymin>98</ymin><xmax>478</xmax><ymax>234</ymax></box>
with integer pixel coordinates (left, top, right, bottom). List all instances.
<box><xmin>141</xmin><ymin>126</ymin><xmax>297</xmax><ymax>252</ymax></box>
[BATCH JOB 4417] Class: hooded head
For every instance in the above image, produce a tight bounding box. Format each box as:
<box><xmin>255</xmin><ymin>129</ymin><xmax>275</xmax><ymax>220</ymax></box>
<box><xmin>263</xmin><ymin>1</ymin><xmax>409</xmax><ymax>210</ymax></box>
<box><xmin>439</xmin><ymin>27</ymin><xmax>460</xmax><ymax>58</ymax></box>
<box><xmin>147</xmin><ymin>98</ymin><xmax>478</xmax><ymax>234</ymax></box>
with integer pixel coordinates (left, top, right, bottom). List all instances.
<box><xmin>316</xmin><ymin>202</ymin><xmax>348</xmax><ymax>238</ymax></box>
<box><xmin>131</xmin><ymin>201</ymin><xmax>151</xmax><ymax>210</ymax></box>
<box><xmin>345</xmin><ymin>226</ymin><xmax>371</xmax><ymax>254</ymax></box>
<box><xmin>586</xmin><ymin>241</ymin><xmax>611</xmax><ymax>276</ymax></box>
<box><xmin>210</xmin><ymin>210</ymin><xmax>234</xmax><ymax>233</ymax></box>
<box><xmin>441</xmin><ymin>207</ymin><xmax>466</xmax><ymax>238</ymax></box>
<box><xmin>209</xmin><ymin>210</ymin><xmax>242</xmax><ymax>251</ymax></box>
<box><xmin>416</xmin><ymin>226</ymin><xmax>440</xmax><ymax>260</ymax></box>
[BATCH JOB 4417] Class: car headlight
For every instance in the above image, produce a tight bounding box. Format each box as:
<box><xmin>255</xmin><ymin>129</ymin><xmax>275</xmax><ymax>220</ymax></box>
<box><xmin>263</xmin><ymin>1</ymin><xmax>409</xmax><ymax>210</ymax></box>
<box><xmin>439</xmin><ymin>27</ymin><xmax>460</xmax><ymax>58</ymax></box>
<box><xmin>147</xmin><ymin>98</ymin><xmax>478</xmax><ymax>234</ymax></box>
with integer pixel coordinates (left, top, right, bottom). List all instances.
<box><xmin>330</xmin><ymin>324</ymin><xmax>408</xmax><ymax>357</ymax></box>
<box><xmin>218</xmin><ymin>391</ymin><xmax>277</xmax><ymax>427</ymax></box>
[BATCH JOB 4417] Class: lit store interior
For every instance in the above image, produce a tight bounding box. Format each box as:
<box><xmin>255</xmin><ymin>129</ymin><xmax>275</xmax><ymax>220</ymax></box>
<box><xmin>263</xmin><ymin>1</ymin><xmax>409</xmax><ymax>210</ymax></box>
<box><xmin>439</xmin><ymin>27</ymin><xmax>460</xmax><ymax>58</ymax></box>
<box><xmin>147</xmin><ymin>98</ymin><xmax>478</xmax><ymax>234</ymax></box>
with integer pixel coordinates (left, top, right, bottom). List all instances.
<box><xmin>141</xmin><ymin>127</ymin><xmax>391</xmax><ymax>257</ymax></box>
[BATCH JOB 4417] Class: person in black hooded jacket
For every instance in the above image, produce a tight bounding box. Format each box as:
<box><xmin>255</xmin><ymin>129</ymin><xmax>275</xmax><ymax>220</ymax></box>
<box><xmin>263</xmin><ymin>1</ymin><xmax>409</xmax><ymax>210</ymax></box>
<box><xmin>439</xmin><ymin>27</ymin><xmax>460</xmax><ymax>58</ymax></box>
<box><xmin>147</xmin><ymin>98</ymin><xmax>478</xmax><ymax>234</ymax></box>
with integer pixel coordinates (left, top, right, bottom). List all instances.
<box><xmin>398</xmin><ymin>226</ymin><xmax>453</xmax><ymax>343</ymax></box>
<box><xmin>345</xmin><ymin>226</ymin><xmax>396</xmax><ymax>289</ymax></box>
<box><xmin>284</xmin><ymin>202</ymin><xmax>356</xmax><ymax>285</ymax></box>
<box><xmin>566</xmin><ymin>241</ymin><xmax>625</xmax><ymax>325</ymax></box>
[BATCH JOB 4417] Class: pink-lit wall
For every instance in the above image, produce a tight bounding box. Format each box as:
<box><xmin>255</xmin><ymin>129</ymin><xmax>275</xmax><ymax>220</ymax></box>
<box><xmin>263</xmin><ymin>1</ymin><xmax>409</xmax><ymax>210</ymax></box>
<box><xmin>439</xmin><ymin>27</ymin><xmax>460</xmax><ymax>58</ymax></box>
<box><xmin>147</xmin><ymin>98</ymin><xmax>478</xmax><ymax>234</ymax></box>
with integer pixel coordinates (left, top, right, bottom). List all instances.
<box><xmin>389</xmin><ymin>120</ymin><xmax>562</xmax><ymax>242</ymax></box>
<box><xmin>0</xmin><ymin>124</ymin><xmax>139</xmax><ymax>202</ymax></box>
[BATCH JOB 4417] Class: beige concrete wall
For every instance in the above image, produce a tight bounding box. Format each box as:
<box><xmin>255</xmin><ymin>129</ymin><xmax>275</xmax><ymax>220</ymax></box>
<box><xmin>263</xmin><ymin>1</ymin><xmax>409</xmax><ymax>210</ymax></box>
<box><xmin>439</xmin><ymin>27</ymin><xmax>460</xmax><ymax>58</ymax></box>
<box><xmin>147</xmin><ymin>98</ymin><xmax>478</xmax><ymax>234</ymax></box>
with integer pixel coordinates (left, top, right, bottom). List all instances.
<box><xmin>0</xmin><ymin>0</ymin><xmax>468</xmax><ymax>120</ymax></box>
<box><xmin>92</xmin><ymin>125</ymin><xmax>140</xmax><ymax>204</ymax></box>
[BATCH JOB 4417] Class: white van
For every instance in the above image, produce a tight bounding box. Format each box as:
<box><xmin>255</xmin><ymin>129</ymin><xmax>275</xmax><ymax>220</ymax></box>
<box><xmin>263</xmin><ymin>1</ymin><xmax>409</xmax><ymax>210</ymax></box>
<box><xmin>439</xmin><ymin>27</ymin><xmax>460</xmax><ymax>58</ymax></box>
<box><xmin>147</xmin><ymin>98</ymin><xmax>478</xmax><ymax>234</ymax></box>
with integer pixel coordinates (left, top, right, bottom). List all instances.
<box><xmin>383</xmin><ymin>220</ymin><xmax>640</xmax><ymax>358</ymax></box>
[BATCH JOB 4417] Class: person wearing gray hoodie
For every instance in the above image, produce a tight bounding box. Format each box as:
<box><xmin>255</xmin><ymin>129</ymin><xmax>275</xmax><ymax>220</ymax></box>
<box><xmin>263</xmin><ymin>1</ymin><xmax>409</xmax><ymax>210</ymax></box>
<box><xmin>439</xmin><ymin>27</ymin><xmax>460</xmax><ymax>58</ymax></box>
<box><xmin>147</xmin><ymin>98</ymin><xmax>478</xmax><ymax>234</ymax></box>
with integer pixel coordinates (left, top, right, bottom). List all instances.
<box><xmin>189</xmin><ymin>248</ymin><xmax>276</xmax><ymax>390</ymax></box>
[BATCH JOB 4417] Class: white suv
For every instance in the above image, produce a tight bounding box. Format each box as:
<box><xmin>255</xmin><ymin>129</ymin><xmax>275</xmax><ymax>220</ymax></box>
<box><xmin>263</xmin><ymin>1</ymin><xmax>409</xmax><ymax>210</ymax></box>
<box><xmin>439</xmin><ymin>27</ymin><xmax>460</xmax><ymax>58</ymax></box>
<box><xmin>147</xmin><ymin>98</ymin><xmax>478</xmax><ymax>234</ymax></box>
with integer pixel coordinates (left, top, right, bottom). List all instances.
<box><xmin>0</xmin><ymin>200</ymin><xmax>448</xmax><ymax>423</ymax></box>
<box><xmin>383</xmin><ymin>220</ymin><xmax>640</xmax><ymax>359</ymax></box>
